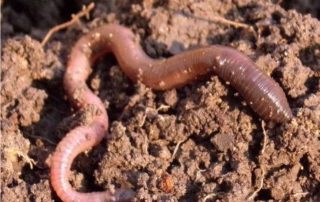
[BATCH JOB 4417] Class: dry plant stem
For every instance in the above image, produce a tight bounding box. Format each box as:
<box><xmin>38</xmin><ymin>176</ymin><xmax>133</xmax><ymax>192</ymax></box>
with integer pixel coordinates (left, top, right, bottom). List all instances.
<box><xmin>41</xmin><ymin>3</ymin><xmax>95</xmax><ymax>47</ymax></box>
<box><xmin>51</xmin><ymin>24</ymin><xmax>292</xmax><ymax>202</ymax></box>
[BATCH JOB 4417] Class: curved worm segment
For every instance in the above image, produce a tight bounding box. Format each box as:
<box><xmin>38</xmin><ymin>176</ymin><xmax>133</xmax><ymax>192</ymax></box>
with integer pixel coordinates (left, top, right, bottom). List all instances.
<box><xmin>51</xmin><ymin>24</ymin><xmax>292</xmax><ymax>202</ymax></box>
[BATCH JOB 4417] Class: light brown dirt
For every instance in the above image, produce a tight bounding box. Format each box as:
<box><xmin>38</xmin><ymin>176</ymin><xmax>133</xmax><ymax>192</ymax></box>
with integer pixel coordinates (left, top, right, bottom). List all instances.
<box><xmin>1</xmin><ymin>0</ymin><xmax>319</xmax><ymax>201</ymax></box>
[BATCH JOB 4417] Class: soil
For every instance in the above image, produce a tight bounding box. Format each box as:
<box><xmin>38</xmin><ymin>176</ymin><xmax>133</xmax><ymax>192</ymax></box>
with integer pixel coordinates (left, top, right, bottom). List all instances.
<box><xmin>1</xmin><ymin>0</ymin><xmax>320</xmax><ymax>201</ymax></box>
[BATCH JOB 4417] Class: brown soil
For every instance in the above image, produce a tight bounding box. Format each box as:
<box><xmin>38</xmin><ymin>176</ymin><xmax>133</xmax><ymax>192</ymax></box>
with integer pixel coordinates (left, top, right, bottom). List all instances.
<box><xmin>1</xmin><ymin>0</ymin><xmax>319</xmax><ymax>201</ymax></box>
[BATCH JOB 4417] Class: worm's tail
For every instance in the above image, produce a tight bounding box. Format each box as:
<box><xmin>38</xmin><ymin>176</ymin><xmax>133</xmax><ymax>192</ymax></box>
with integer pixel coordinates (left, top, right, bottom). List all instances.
<box><xmin>50</xmin><ymin>117</ymin><xmax>135</xmax><ymax>202</ymax></box>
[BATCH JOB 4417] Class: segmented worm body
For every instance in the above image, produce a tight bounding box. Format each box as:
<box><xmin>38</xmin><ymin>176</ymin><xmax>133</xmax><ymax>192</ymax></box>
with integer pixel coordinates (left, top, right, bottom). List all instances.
<box><xmin>51</xmin><ymin>24</ymin><xmax>292</xmax><ymax>202</ymax></box>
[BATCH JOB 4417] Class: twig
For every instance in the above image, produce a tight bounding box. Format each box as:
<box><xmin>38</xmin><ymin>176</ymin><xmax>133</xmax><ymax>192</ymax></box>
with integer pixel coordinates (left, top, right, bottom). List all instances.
<box><xmin>41</xmin><ymin>3</ymin><xmax>95</xmax><ymax>47</ymax></box>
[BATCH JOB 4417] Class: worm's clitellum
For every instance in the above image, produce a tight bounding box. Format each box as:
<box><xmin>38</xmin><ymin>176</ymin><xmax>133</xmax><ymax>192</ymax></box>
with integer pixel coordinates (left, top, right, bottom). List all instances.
<box><xmin>50</xmin><ymin>24</ymin><xmax>292</xmax><ymax>202</ymax></box>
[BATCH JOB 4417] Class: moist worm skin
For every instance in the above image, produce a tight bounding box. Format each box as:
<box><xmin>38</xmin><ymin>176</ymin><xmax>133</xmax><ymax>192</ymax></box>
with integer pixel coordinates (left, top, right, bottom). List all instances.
<box><xmin>51</xmin><ymin>24</ymin><xmax>292</xmax><ymax>202</ymax></box>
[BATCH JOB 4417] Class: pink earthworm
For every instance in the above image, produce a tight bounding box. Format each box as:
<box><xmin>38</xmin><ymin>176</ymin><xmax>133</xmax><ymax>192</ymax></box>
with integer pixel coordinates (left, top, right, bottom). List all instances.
<box><xmin>50</xmin><ymin>24</ymin><xmax>292</xmax><ymax>202</ymax></box>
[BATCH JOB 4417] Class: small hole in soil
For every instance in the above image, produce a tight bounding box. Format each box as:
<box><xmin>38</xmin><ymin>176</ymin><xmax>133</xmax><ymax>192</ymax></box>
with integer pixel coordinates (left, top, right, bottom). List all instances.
<box><xmin>299</xmin><ymin>44</ymin><xmax>320</xmax><ymax>72</ymax></box>
<box><xmin>280</xmin><ymin>0</ymin><xmax>320</xmax><ymax>19</ymax></box>
<box><xmin>21</xmin><ymin>165</ymin><xmax>41</xmax><ymax>185</ymax></box>
<box><xmin>148</xmin><ymin>144</ymin><xmax>161</xmax><ymax>157</ymax></box>
<box><xmin>271</xmin><ymin>11</ymin><xmax>283</xmax><ymax>24</ymax></box>
<box><xmin>199</xmin><ymin>161</ymin><xmax>207</xmax><ymax>170</ymax></box>
<box><xmin>69</xmin><ymin>151</ymin><xmax>105</xmax><ymax>193</ymax></box>
<box><xmin>167</xmin><ymin>159</ymin><xmax>181</xmax><ymax>172</ymax></box>
<box><xmin>279</xmin><ymin>27</ymin><xmax>295</xmax><ymax>44</ymax></box>
<box><xmin>260</xmin><ymin>26</ymin><xmax>272</xmax><ymax>37</ymax></box>
<box><xmin>5</xmin><ymin>0</ymin><xmax>82</xmax><ymax>33</ymax></box>
<box><xmin>223</xmin><ymin>161</ymin><xmax>233</xmax><ymax>173</ymax></box>
<box><xmin>7</xmin><ymin>179</ymin><xmax>19</xmax><ymax>188</ymax></box>
<box><xmin>271</xmin><ymin>69</ymin><xmax>283</xmax><ymax>84</ymax></box>
<box><xmin>248</xmin><ymin>128</ymin><xmax>263</xmax><ymax>161</ymax></box>
<box><xmin>153</xmin><ymin>0</ymin><xmax>169</xmax><ymax>8</ymax></box>
<box><xmin>259</xmin><ymin>42</ymin><xmax>277</xmax><ymax>54</ymax></box>
<box><xmin>299</xmin><ymin>153</ymin><xmax>310</xmax><ymax>177</ymax></box>
<box><xmin>255</xmin><ymin>189</ymin><xmax>272</xmax><ymax>200</ymax></box>
<box><xmin>219</xmin><ymin>180</ymin><xmax>232</xmax><ymax>192</ymax></box>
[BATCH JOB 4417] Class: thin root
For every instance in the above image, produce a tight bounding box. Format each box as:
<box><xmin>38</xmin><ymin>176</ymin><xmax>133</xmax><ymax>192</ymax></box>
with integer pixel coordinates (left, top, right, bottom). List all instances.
<box><xmin>209</xmin><ymin>15</ymin><xmax>253</xmax><ymax>30</ymax></box>
<box><xmin>293</xmin><ymin>192</ymin><xmax>309</xmax><ymax>197</ymax></box>
<box><xmin>5</xmin><ymin>148</ymin><xmax>36</xmax><ymax>169</ymax></box>
<box><xmin>247</xmin><ymin>121</ymin><xmax>268</xmax><ymax>200</ymax></box>
<box><xmin>138</xmin><ymin>104</ymin><xmax>170</xmax><ymax>127</ymax></box>
<box><xmin>247</xmin><ymin>167</ymin><xmax>265</xmax><ymax>200</ymax></box>
<box><xmin>26</xmin><ymin>134</ymin><xmax>56</xmax><ymax>145</ymax></box>
<box><xmin>171</xmin><ymin>140</ymin><xmax>184</xmax><ymax>161</ymax></box>
<box><xmin>176</xmin><ymin>9</ymin><xmax>254</xmax><ymax>32</ymax></box>
<box><xmin>202</xmin><ymin>193</ymin><xmax>217</xmax><ymax>202</ymax></box>
<box><xmin>261</xmin><ymin>120</ymin><xmax>267</xmax><ymax>154</ymax></box>
<box><xmin>41</xmin><ymin>3</ymin><xmax>95</xmax><ymax>47</ymax></box>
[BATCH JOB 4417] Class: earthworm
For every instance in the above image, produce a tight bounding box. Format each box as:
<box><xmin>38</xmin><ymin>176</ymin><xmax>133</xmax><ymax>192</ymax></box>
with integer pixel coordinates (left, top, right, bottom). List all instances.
<box><xmin>50</xmin><ymin>24</ymin><xmax>292</xmax><ymax>202</ymax></box>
